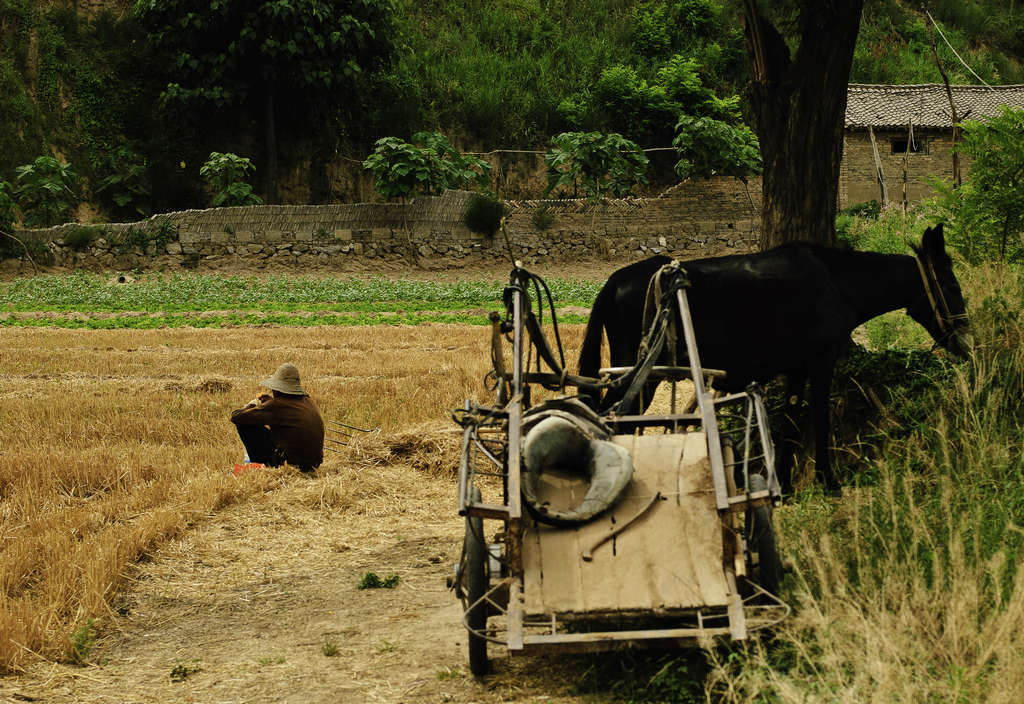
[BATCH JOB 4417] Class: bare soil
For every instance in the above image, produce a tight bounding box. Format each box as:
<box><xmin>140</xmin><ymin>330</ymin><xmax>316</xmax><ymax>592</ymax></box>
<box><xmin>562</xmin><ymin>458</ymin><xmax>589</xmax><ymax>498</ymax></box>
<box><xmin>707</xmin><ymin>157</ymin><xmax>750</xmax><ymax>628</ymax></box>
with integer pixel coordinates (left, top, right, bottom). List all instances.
<box><xmin>2</xmin><ymin>466</ymin><xmax>613</xmax><ymax>703</ymax></box>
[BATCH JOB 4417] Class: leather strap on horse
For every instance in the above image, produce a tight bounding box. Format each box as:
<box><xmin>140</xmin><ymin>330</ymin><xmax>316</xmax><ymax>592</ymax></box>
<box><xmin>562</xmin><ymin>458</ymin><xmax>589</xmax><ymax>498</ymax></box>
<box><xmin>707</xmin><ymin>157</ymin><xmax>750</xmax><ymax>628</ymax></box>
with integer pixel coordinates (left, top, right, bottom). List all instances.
<box><xmin>608</xmin><ymin>262</ymin><xmax>690</xmax><ymax>414</ymax></box>
<box><xmin>915</xmin><ymin>254</ymin><xmax>954</xmax><ymax>337</ymax></box>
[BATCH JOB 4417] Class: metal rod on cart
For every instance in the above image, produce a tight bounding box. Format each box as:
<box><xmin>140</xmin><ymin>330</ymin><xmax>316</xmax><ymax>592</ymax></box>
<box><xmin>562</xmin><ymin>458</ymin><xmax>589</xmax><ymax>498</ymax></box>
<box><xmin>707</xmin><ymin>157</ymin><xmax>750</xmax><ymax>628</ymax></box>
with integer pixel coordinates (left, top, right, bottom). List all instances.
<box><xmin>507</xmin><ymin>283</ymin><xmax>522</xmax><ymax>522</ymax></box>
<box><xmin>751</xmin><ymin>388</ymin><xmax>781</xmax><ymax>498</ymax></box>
<box><xmin>458</xmin><ymin>399</ymin><xmax>472</xmax><ymax>515</ymax></box>
<box><xmin>676</xmin><ymin>287</ymin><xmax>730</xmax><ymax>511</ymax></box>
<box><xmin>742</xmin><ymin>397</ymin><xmax>754</xmax><ymax>491</ymax></box>
<box><xmin>506</xmin><ymin>276</ymin><xmax>525</xmax><ymax>654</ymax></box>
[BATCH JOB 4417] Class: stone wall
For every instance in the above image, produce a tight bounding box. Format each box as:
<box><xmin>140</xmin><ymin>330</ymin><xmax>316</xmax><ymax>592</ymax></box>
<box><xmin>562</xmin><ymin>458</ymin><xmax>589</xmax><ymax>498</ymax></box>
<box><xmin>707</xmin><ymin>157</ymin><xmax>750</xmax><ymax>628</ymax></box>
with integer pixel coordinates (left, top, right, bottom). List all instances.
<box><xmin>9</xmin><ymin>177</ymin><xmax>762</xmax><ymax>273</ymax></box>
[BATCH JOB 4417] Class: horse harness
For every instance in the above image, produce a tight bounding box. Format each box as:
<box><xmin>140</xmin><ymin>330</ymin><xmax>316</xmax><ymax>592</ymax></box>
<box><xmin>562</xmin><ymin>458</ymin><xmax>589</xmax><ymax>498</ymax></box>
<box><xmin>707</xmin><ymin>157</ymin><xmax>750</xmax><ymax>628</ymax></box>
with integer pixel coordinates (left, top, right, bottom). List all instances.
<box><xmin>914</xmin><ymin>253</ymin><xmax>965</xmax><ymax>343</ymax></box>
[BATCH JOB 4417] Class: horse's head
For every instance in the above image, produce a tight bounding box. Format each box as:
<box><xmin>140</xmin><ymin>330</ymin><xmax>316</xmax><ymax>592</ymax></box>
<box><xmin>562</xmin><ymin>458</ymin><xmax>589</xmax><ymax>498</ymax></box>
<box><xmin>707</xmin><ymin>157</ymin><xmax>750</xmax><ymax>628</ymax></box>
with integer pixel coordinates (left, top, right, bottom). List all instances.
<box><xmin>908</xmin><ymin>223</ymin><xmax>972</xmax><ymax>357</ymax></box>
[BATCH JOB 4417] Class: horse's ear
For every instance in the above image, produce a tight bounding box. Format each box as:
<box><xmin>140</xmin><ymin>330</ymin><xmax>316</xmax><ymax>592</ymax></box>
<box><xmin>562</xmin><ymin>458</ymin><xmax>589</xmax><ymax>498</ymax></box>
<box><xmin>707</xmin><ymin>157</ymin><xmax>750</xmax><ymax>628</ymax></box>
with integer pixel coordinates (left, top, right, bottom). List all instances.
<box><xmin>921</xmin><ymin>223</ymin><xmax>946</xmax><ymax>254</ymax></box>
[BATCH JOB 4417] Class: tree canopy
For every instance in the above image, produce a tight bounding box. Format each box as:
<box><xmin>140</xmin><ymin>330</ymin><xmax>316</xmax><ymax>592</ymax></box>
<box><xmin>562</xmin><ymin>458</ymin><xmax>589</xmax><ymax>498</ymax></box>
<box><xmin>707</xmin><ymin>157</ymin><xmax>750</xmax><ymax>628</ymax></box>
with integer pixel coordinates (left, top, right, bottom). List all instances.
<box><xmin>135</xmin><ymin>0</ymin><xmax>399</xmax><ymax>200</ymax></box>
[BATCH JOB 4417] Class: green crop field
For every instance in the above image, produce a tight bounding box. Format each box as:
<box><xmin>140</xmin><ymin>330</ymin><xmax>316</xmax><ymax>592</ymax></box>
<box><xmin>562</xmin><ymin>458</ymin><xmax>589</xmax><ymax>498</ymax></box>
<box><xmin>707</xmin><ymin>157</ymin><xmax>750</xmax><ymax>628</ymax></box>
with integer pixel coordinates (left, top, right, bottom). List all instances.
<box><xmin>0</xmin><ymin>272</ymin><xmax>600</xmax><ymax>328</ymax></box>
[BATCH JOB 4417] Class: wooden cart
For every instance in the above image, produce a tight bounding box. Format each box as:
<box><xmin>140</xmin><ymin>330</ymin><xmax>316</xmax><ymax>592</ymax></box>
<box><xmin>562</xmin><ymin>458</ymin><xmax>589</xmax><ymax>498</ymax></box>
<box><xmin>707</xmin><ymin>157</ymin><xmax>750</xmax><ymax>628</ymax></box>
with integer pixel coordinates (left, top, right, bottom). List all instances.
<box><xmin>451</xmin><ymin>264</ymin><xmax>789</xmax><ymax>675</ymax></box>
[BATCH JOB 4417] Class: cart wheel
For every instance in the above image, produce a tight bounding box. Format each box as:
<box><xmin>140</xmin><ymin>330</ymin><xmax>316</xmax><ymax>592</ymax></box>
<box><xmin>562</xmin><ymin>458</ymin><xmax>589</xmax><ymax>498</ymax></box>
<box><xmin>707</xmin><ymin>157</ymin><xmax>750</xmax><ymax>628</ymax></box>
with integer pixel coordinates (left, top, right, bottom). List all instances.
<box><xmin>747</xmin><ymin>474</ymin><xmax>781</xmax><ymax>598</ymax></box>
<box><xmin>465</xmin><ymin>487</ymin><xmax>490</xmax><ymax>676</ymax></box>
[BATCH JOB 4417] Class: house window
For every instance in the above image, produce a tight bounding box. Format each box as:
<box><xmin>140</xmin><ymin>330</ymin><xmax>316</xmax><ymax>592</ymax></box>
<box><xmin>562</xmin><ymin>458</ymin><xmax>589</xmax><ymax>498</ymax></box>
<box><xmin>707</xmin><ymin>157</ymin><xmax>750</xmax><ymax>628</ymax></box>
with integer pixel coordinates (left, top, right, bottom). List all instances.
<box><xmin>891</xmin><ymin>137</ymin><xmax>927</xmax><ymax>155</ymax></box>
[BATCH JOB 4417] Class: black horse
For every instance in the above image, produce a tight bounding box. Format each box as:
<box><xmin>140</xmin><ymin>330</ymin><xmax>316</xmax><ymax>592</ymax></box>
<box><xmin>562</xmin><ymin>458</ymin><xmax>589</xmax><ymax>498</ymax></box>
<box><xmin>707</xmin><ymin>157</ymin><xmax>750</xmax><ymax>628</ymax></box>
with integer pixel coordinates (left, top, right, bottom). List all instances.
<box><xmin>578</xmin><ymin>224</ymin><xmax>971</xmax><ymax>495</ymax></box>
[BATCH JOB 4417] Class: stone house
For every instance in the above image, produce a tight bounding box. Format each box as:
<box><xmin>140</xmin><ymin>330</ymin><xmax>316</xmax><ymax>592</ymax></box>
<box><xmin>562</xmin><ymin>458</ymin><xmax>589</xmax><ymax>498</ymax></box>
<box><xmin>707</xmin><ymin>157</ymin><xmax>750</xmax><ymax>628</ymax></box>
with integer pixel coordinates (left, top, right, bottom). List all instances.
<box><xmin>839</xmin><ymin>83</ymin><xmax>1024</xmax><ymax>209</ymax></box>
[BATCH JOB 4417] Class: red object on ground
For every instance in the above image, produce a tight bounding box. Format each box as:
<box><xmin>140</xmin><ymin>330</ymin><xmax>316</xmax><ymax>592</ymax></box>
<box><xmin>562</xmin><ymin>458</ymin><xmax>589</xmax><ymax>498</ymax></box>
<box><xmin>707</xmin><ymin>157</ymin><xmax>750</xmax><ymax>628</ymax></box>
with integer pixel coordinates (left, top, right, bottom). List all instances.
<box><xmin>232</xmin><ymin>462</ymin><xmax>266</xmax><ymax>477</ymax></box>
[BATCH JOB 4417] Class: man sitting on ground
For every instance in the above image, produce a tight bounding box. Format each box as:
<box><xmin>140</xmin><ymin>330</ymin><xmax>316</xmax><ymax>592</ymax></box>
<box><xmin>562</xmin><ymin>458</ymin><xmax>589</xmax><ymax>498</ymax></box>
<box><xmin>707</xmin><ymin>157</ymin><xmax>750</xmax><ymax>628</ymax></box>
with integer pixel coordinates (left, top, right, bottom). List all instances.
<box><xmin>230</xmin><ymin>362</ymin><xmax>325</xmax><ymax>474</ymax></box>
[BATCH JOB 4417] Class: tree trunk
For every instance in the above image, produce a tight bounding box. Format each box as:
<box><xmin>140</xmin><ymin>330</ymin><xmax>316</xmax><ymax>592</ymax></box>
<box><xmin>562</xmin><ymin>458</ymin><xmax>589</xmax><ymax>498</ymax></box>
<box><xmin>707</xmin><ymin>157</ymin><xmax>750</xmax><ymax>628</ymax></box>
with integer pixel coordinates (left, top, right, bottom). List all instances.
<box><xmin>743</xmin><ymin>0</ymin><xmax>865</xmax><ymax>249</ymax></box>
<box><xmin>264</xmin><ymin>76</ymin><xmax>278</xmax><ymax>204</ymax></box>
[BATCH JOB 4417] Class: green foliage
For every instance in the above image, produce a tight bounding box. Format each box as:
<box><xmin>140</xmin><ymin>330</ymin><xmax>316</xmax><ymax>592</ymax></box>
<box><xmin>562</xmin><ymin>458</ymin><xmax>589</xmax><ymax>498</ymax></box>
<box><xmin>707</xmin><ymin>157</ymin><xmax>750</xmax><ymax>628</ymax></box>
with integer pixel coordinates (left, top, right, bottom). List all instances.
<box><xmin>0</xmin><ymin>271</ymin><xmax>600</xmax><ymax>328</ymax></box>
<box><xmin>70</xmin><ymin>618</ymin><xmax>96</xmax><ymax>665</ymax></box>
<box><xmin>571</xmin><ymin>650</ymin><xmax>709</xmax><ymax>703</ymax></box>
<box><xmin>135</xmin><ymin>0</ymin><xmax>399</xmax><ymax>196</ymax></box>
<box><xmin>136</xmin><ymin>0</ymin><xmax>398</xmax><ymax>106</ymax></box>
<box><xmin>851</xmin><ymin>1</ymin><xmax>1024</xmax><ymax>85</ymax></box>
<box><xmin>710</xmin><ymin>263</ymin><xmax>1024</xmax><ymax>702</ymax></box>
<box><xmin>463</xmin><ymin>193</ymin><xmax>505</xmax><ymax>235</ymax></box>
<box><xmin>62</xmin><ymin>225</ymin><xmax>103</xmax><ymax>251</ymax></box>
<box><xmin>169</xmin><ymin>660</ymin><xmax>201</xmax><ymax>682</ymax></box>
<box><xmin>357</xmin><ymin>572</ymin><xmax>400</xmax><ymax>589</ymax></box>
<box><xmin>13</xmin><ymin>156</ymin><xmax>79</xmax><ymax>227</ymax></box>
<box><xmin>94</xmin><ymin>146</ymin><xmax>151</xmax><ymax>219</ymax></box>
<box><xmin>362</xmin><ymin>132</ymin><xmax>491</xmax><ymax>201</ymax></box>
<box><xmin>531</xmin><ymin>203</ymin><xmax>556</xmax><ymax>231</ymax></box>
<box><xmin>0</xmin><ymin>181</ymin><xmax>17</xmax><ymax>234</ymax></box>
<box><xmin>200</xmin><ymin>152</ymin><xmax>263</xmax><ymax>207</ymax></box>
<box><xmin>673</xmin><ymin>114</ymin><xmax>761</xmax><ymax>181</ymax></box>
<box><xmin>0</xmin><ymin>55</ymin><xmax>45</xmax><ymax>176</ymax></box>
<box><xmin>544</xmin><ymin>132</ymin><xmax>649</xmax><ymax>201</ymax></box>
<box><xmin>834</xmin><ymin>205</ymin><xmax>929</xmax><ymax>254</ymax></box>
<box><xmin>936</xmin><ymin>106</ymin><xmax>1024</xmax><ymax>262</ymax></box>
<box><xmin>561</xmin><ymin>53</ymin><xmax>750</xmax><ymax>147</ymax></box>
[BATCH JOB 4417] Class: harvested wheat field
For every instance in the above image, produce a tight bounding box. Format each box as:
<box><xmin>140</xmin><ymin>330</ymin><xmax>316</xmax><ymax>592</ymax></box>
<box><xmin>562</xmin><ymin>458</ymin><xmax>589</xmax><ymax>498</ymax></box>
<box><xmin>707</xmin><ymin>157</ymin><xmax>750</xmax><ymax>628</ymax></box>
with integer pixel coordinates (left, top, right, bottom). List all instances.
<box><xmin>0</xmin><ymin>323</ymin><xmax>636</xmax><ymax>703</ymax></box>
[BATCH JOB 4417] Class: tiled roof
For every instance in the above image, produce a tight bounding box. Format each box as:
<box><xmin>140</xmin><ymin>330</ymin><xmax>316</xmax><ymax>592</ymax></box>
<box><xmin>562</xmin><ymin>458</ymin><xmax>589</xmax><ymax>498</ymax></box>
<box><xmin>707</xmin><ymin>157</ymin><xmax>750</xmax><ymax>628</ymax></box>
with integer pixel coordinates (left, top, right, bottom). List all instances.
<box><xmin>845</xmin><ymin>83</ymin><xmax>1024</xmax><ymax>128</ymax></box>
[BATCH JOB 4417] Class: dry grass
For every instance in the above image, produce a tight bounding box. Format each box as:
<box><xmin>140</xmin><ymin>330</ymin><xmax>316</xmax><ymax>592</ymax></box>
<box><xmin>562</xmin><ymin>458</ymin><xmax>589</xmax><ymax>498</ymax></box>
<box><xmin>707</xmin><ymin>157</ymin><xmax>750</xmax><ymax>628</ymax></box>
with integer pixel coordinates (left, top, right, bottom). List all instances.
<box><xmin>0</xmin><ymin>323</ymin><xmax>585</xmax><ymax>673</ymax></box>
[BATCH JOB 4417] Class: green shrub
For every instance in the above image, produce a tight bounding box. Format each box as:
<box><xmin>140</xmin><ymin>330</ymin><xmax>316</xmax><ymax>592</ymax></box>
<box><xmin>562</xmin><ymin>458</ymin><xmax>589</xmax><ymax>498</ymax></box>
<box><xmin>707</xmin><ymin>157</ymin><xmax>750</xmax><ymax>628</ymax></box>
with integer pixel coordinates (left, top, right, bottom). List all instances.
<box><xmin>464</xmin><ymin>193</ymin><xmax>504</xmax><ymax>235</ymax></box>
<box><xmin>14</xmin><ymin>156</ymin><xmax>79</xmax><ymax>227</ymax></box>
<box><xmin>62</xmin><ymin>225</ymin><xmax>103</xmax><ymax>251</ymax></box>
<box><xmin>357</xmin><ymin>572</ymin><xmax>400</xmax><ymax>589</ymax></box>
<box><xmin>531</xmin><ymin>203</ymin><xmax>556</xmax><ymax>231</ymax></box>
<box><xmin>94</xmin><ymin>146</ymin><xmax>151</xmax><ymax>219</ymax></box>
<box><xmin>544</xmin><ymin>131</ymin><xmax>649</xmax><ymax>200</ymax></box>
<box><xmin>362</xmin><ymin>132</ymin><xmax>491</xmax><ymax>201</ymax></box>
<box><xmin>70</xmin><ymin>618</ymin><xmax>96</xmax><ymax>665</ymax></box>
<box><xmin>200</xmin><ymin>152</ymin><xmax>263</xmax><ymax>207</ymax></box>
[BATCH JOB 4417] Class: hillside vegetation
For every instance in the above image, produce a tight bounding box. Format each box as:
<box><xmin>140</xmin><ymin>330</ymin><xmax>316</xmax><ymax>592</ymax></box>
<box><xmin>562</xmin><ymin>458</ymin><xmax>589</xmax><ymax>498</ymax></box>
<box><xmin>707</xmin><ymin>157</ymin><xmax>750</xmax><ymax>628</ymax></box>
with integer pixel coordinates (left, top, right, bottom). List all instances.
<box><xmin>0</xmin><ymin>0</ymin><xmax>1022</xmax><ymax>216</ymax></box>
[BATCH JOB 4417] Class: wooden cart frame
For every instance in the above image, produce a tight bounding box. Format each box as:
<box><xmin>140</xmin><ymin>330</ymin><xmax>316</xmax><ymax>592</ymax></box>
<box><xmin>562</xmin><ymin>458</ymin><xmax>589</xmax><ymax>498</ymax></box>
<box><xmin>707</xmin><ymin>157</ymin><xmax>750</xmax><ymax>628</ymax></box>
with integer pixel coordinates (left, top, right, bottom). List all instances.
<box><xmin>451</xmin><ymin>265</ymin><xmax>789</xmax><ymax>675</ymax></box>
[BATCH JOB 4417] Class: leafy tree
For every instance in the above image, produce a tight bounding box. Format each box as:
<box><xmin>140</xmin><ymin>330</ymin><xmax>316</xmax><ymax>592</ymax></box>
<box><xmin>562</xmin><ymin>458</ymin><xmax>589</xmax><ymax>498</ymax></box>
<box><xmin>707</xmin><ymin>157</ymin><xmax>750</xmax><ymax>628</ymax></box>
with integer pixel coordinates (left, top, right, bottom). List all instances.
<box><xmin>561</xmin><ymin>55</ymin><xmax>747</xmax><ymax>146</ymax></box>
<box><xmin>94</xmin><ymin>146</ymin><xmax>151</xmax><ymax>219</ymax></box>
<box><xmin>935</xmin><ymin>106</ymin><xmax>1024</xmax><ymax>262</ymax></box>
<box><xmin>543</xmin><ymin>132</ymin><xmax>649</xmax><ymax>201</ymax></box>
<box><xmin>743</xmin><ymin>0</ymin><xmax>865</xmax><ymax>248</ymax></box>
<box><xmin>13</xmin><ymin>156</ymin><xmax>79</xmax><ymax>227</ymax></box>
<box><xmin>134</xmin><ymin>0</ymin><xmax>398</xmax><ymax>201</ymax></box>
<box><xmin>362</xmin><ymin>132</ymin><xmax>491</xmax><ymax>201</ymax></box>
<box><xmin>673</xmin><ymin>114</ymin><xmax>761</xmax><ymax>182</ymax></box>
<box><xmin>200</xmin><ymin>152</ymin><xmax>264</xmax><ymax>207</ymax></box>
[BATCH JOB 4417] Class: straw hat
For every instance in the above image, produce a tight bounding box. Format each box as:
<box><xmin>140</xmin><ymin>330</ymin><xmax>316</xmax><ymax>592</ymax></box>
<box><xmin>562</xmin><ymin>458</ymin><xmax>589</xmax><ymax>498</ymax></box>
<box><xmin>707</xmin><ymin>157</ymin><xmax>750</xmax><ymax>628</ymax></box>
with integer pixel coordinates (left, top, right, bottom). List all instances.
<box><xmin>260</xmin><ymin>362</ymin><xmax>307</xmax><ymax>396</ymax></box>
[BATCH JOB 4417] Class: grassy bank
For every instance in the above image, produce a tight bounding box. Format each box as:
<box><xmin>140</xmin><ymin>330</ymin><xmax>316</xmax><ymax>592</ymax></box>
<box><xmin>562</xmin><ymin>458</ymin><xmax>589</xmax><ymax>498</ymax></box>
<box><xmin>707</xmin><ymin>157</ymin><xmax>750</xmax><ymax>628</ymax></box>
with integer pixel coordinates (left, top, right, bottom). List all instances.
<box><xmin>701</xmin><ymin>260</ymin><xmax>1024</xmax><ymax>702</ymax></box>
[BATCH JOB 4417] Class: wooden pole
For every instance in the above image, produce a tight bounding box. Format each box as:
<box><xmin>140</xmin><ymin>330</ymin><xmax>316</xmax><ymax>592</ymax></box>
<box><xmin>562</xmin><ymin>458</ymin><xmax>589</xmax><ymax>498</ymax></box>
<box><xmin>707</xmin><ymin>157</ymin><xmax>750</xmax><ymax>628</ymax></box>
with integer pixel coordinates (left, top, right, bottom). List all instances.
<box><xmin>868</xmin><ymin>127</ymin><xmax>888</xmax><ymax>206</ymax></box>
<box><xmin>928</xmin><ymin>17</ymin><xmax>962</xmax><ymax>188</ymax></box>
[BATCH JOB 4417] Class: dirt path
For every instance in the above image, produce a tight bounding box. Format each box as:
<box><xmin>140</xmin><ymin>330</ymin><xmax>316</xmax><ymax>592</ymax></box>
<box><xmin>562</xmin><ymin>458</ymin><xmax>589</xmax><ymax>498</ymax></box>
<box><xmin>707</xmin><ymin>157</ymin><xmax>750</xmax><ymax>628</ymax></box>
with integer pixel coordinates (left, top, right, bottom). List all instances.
<box><xmin>1</xmin><ymin>463</ymin><xmax>612</xmax><ymax>704</ymax></box>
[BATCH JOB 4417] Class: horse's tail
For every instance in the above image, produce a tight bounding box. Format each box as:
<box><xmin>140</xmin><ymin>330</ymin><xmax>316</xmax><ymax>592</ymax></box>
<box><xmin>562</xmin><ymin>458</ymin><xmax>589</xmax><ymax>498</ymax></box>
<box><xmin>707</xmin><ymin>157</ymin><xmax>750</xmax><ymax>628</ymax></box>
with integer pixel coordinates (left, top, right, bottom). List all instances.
<box><xmin>578</xmin><ymin>281</ymin><xmax>612</xmax><ymax>378</ymax></box>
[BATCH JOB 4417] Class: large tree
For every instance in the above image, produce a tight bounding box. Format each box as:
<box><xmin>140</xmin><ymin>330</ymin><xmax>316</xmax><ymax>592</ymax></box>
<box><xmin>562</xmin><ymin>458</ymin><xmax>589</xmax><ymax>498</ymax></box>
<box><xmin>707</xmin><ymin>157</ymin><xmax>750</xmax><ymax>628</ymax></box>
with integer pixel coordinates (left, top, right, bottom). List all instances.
<box><xmin>742</xmin><ymin>0</ymin><xmax>865</xmax><ymax>248</ymax></box>
<box><xmin>135</xmin><ymin>0</ymin><xmax>397</xmax><ymax>202</ymax></box>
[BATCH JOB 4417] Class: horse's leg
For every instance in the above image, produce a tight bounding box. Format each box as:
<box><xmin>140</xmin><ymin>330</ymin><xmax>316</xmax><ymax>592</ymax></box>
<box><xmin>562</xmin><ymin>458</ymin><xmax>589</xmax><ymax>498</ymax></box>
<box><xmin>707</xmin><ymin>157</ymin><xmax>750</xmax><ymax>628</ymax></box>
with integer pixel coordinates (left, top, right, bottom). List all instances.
<box><xmin>809</xmin><ymin>361</ymin><xmax>841</xmax><ymax>496</ymax></box>
<box><xmin>777</xmin><ymin>373</ymin><xmax>806</xmax><ymax>496</ymax></box>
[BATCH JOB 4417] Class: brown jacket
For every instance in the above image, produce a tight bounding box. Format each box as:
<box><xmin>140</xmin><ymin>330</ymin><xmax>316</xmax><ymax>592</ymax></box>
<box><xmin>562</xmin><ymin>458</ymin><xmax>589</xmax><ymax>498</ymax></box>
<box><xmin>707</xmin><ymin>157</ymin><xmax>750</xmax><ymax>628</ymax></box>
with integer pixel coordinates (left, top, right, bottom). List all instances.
<box><xmin>230</xmin><ymin>394</ymin><xmax>325</xmax><ymax>468</ymax></box>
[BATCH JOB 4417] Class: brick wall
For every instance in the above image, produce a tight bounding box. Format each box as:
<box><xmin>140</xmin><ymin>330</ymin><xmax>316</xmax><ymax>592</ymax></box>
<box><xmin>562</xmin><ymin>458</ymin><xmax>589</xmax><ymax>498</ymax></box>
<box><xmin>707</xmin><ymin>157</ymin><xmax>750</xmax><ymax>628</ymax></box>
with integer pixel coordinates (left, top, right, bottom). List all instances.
<box><xmin>840</xmin><ymin>128</ymin><xmax>969</xmax><ymax>208</ymax></box>
<box><xmin>9</xmin><ymin>177</ymin><xmax>762</xmax><ymax>273</ymax></box>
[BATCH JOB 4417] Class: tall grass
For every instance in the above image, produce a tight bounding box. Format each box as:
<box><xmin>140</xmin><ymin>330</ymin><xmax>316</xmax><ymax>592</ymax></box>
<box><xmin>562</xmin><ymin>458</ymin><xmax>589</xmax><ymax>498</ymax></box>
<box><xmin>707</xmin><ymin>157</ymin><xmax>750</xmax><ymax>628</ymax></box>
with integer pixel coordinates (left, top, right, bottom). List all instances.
<box><xmin>707</xmin><ymin>261</ymin><xmax>1024</xmax><ymax>702</ymax></box>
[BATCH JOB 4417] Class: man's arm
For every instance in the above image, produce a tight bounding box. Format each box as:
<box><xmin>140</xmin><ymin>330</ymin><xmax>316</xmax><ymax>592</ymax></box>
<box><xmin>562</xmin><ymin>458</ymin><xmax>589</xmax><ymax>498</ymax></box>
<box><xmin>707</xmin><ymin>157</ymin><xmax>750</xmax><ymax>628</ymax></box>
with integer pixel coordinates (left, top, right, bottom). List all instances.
<box><xmin>230</xmin><ymin>395</ymin><xmax>274</xmax><ymax>425</ymax></box>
